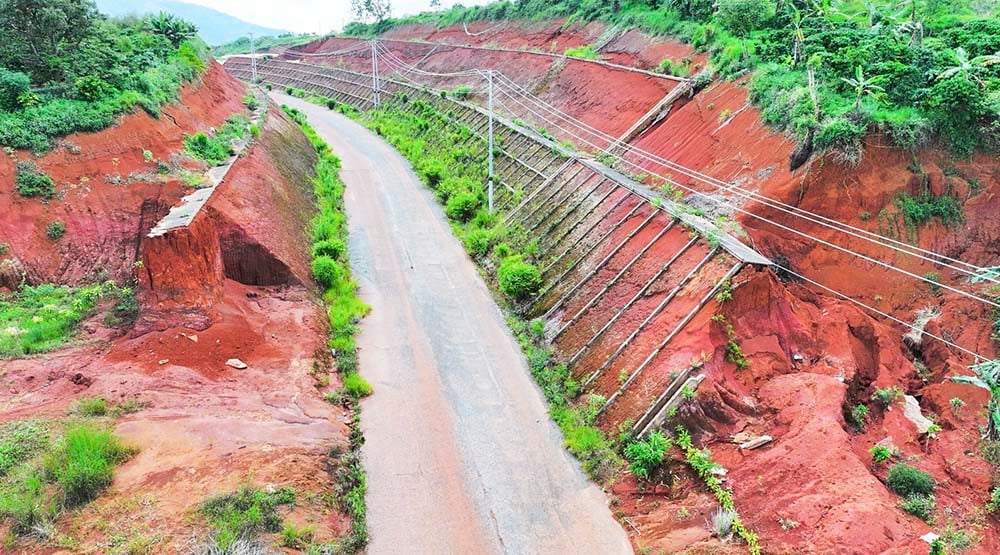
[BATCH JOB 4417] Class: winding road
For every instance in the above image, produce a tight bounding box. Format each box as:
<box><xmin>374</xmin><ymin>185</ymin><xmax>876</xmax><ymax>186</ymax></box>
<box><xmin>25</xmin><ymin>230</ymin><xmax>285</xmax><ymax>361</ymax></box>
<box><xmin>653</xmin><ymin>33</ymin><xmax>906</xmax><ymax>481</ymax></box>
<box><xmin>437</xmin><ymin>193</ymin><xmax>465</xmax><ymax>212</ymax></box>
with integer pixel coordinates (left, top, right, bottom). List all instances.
<box><xmin>273</xmin><ymin>94</ymin><xmax>632</xmax><ymax>555</ymax></box>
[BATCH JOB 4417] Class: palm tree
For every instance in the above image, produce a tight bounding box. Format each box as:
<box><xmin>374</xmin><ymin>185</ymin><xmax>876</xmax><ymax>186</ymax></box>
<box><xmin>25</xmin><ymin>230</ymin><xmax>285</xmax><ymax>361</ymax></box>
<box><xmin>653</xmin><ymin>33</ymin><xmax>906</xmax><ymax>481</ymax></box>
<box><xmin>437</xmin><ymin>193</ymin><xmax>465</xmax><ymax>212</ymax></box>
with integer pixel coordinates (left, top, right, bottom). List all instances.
<box><xmin>145</xmin><ymin>13</ymin><xmax>197</xmax><ymax>48</ymax></box>
<box><xmin>952</xmin><ymin>359</ymin><xmax>1000</xmax><ymax>441</ymax></box>
<box><xmin>841</xmin><ymin>66</ymin><xmax>885</xmax><ymax>114</ymax></box>
<box><xmin>937</xmin><ymin>47</ymin><xmax>1000</xmax><ymax>86</ymax></box>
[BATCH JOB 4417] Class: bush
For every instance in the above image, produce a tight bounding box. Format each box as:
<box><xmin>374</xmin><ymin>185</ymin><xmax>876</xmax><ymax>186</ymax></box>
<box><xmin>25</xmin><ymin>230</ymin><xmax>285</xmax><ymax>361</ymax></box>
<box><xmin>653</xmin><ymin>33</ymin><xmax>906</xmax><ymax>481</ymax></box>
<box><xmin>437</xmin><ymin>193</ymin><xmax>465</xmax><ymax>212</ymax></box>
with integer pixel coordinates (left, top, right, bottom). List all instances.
<box><xmin>0</xmin><ymin>68</ymin><xmax>30</xmax><ymax>112</ymax></box>
<box><xmin>241</xmin><ymin>93</ymin><xmax>260</xmax><ymax>110</ymax></box>
<box><xmin>900</xmin><ymin>494</ymin><xmax>935</xmax><ymax>521</ymax></box>
<box><xmin>988</xmin><ymin>486</ymin><xmax>1000</xmax><ymax>513</ymax></box>
<box><xmin>311</xmin><ymin>255</ymin><xmax>345</xmax><ymax>289</ymax></box>
<box><xmin>871</xmin><ymin>386</ymin><xmax>904</xmax><ymax>409</ymax></box>
<box><xmin>15</xmin><ymin>162</ymin><xmax>56</xmax><ymax>199</ymax></box>
<box><xmin>416</xmin><ymin>157</ymin><xmax>448</xmax><ymax>187</ymax></box>
<box><xmin>445</xmin><ymin>191</ymin><xmax>481</xmax><ymax>222</ymax></box>
<box><xmin>44</xmin><ymin>424</ymin><xmax>135</xmax><ymax>506</ymax></box>
<box><xmin>46</xmin><ymin>220</ymin><xmax>66</xmax><ymax>241</ymax></box>
<box><xmin>200</xmin><ymin>486</ymin><xmax>296</xmax><ymax>549</ymax></box>
<box><xmin>312</xmin><ymin>238</ymin><xmax>347</xmax><ymax>260</ymax></box>
<box><xmin>464</xmin><ymin>227</ymin><xmax>495</xmax><ymax>256</ymax></box>
<box><xmin>624</xmin><ymin>432</ymin><xmax>671</xmax><ymax>481</ymax></box>
<box><xmin>887</xmin><ymin>463</ymin><xmax>935</xmax><ymax>497</ymax></box>
<box><xmin>74</xmin><ymin>76</ymin><xmax>114</xmax><ymax>102</ymax></box>
<box><xmin>184</xmin><ymin>132</ymin><xmax>231</xmax><ymax>165</ymax></box>
<box><xmin>870</xmin><ymin>445</ymin><xmax>894</xmax><ymax>464</ymax></box>
<box><xmin>497</xmin><ymin>256</ymin><xmax>542</xmax><ymax>301</ymax></box>
<box><xmin>342</xmin><ymin>373</ymin><xmax>373</xmax><ymax>399</ymax></box>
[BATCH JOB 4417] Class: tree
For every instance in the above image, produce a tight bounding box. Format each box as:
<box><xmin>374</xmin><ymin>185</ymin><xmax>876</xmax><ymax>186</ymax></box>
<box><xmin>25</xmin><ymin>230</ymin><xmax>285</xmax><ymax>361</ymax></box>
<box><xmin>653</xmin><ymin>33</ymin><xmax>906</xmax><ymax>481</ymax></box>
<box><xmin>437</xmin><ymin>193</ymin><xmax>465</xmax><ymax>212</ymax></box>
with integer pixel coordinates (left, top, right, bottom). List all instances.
<box><xmin>716</xmin><ymin>0</ymin><xmax>776</xmax><ymax>38</ymax></box>
<box><xmin>351</xmin><ymin>0</ymin><xmax>393</xmax><ymax>23</ymax></box>
<box><xmin>841</xmin><ymin>65</ymin><xmax>886</xmax><ymax>113</ymax></box>
<box><xmin>937</xmin><ymin>47</ymin><xmax>1000</xmax><ymax>86</ymax></box>
<box><xmin>0</xmin><ymin>0</ymin><xmax>101</xmax><ymax>83</ymax></box>
<box><xmin>0</xmin><ymin>67</ymin><xmax>30</xmax><ymax>111</ymax></box>
<box><xmin>952</xmin><ymin>359</ymin><xmax>1000</xmax><ymax>441</ymax></box>
<box><xmin>144</xmin><ymin>12</ymin><xmax>197</xmax><ymax>48</ymax></box>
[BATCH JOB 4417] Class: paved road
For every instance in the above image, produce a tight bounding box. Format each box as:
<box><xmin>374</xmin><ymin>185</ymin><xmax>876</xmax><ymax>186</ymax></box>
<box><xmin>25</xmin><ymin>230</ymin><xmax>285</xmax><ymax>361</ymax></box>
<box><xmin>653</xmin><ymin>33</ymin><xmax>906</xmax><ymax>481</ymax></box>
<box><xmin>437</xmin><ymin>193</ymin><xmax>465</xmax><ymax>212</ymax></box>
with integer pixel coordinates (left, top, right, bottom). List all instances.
<box><xmin>274</xmin><ymin>94</ymin><xmax>633</xmax><ymax>555</ymax></box>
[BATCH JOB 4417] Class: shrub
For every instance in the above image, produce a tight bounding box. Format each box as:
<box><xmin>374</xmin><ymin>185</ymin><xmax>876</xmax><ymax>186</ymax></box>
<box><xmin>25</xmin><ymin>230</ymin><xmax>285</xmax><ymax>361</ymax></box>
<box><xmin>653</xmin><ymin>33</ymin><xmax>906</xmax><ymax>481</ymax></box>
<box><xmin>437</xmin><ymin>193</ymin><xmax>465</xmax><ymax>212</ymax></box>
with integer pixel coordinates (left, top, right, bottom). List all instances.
<box><xmin>870</xmin><ymin>445</ymin><xmax>894</xmax><ymax>464</ymax></box>
<box><xmin>74</xmin><ymin>398</ymin><xmax>108</xmax><ymax>417</ymax></box>
<box><xmin>74</xmin><ymin>76</ymin><xmax>114</xmax><ymax>102</ymax></box>
<box><xmin>342</xmin><ymin>373</ymin><xmax>373</xmax><ymax>399</ymax></box>
<box><xmin>44</xmin><ymin>424</ymin><xmax>135</xmax><ymax>506</ymax></box>
<box><xmin>184</xmin><ymin>132</ymin><xmax>231</xmax><ymax>165</ymax></box>
<box><xmin>887</xmin><ymin>463</ymin><xmax>935</xmax><ymax>497</ymax></box>
<box><xmin>200</xmin><ymin>486</ymin><xmax>296</xmax><ymax>549</ymax></box>
<box><xmin>416</xmin><ymin>157</ymin><xmax>448</xmax><ymax>187</ymax></box>
<box><xmin>872</xmin><ymin>386</ymin><xmax>904</xmax><ymax>409</ymax></box>
<box><xmin>241</xmin><ymin>93</ymin><xmax>260</xmax><ymax>111</ymax></box>
<box><xmin>895</xmin><ymin>192</ymin><xmax>963</xmax><ymax>228</ymax></box>
<box><xmin>0</xmin><ymin>68</ymin><xmax>31</xmax><ymax>112</ymax></box>
<box><xmin>46</xmin><ymin>220</ymin><xmax>66</xmax><ymax>241</ymax></box>
<box><xmin>445</xmin><ymin>191</ymin><xmax>481</xmax><ymax>222</ymax></box>
<box><xmin>850</xmin><ymin>403</ymin><xmax>869</xmax><ymax>429</ymax></box>
<box><xmin>311</xmin><ymin>255</ymin><xmax>345</xmax><ymax>288</ymax></box>
<box><xmin>900</xmin><ymin>494</ymin><xmax>935</xmax><ymax>521</ymax></box>
<box><xmin>313</xmin><ymin>238</ymin><xmax>347</xmax><ymax>260</ymax></box>
<box><xmin>987</xmin><ymin>486</ymin><xmax>1000</xmax><ymax>513</ymax></box>
<box><xmin>624</xmin><ymin>432</ymin><xmax>671</xmax><ymax>481</ymax></box>
<box><xmin>15</xmin><ymin>162</ymin><xmax>56</xmax><ymax>199</ymax></box>
<box><xmin>464</xmin><ymin>227</ymin><xmax>495</xmax><ymax>256</ymax></box>
<box><xmin>710</xmin><ymin>507</ymin><xmax>737</xmax><ymax>537</ymax></box>
<box><xmin>497</xmin><ymin>256</ymin><xmax>542</xmax><ymax>301</ymax></box>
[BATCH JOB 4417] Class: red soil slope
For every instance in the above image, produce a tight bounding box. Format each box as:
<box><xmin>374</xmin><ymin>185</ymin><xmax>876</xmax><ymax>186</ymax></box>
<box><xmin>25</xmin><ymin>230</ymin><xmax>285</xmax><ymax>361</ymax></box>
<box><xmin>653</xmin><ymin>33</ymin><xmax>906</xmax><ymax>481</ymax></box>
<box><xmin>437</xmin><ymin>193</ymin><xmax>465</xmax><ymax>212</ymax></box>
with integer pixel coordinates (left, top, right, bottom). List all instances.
<box><xmin>285</xmin><ymin>19</ymin><xmax>1000</xmax><ymax>554</ymax></box>
<box><xmin>0</xmin><ymin>68</ymin><xmax>352</xmax><ymax>552</ymax></box>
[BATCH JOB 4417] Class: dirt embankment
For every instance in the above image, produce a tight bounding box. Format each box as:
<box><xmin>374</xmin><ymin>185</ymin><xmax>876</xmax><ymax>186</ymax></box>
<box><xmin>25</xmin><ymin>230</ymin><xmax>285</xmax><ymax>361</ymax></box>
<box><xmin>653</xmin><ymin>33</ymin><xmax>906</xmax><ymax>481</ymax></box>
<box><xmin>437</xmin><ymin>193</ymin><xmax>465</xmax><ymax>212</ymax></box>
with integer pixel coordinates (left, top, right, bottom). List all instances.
<box><xmin>1</xmin><ymin>65</ymin><xmax>352</xmax><ymax>552</ymax></box>
<box><xmin>289</xmin><ymin>19</ymin><xmax>1000</xmax><ymax>553</ymax></box>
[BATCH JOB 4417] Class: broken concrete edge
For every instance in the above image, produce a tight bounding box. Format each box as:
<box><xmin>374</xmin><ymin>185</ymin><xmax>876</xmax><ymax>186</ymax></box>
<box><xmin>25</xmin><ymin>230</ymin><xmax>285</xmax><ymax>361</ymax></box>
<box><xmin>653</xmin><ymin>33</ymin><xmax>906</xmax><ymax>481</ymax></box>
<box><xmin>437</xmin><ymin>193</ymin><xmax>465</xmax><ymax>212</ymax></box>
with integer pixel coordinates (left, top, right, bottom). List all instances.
<box><xmin>147</xmin><ymin>86</ymin><xmax>270</xmax><ymax>239</ymax></box>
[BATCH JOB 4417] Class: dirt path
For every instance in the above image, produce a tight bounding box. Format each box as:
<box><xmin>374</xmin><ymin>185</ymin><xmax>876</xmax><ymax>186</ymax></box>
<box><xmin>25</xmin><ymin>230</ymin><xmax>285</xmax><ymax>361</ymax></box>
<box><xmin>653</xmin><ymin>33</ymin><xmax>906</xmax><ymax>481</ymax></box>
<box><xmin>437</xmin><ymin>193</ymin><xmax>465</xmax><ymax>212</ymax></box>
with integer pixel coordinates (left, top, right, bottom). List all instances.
<box><xmin>273</xmin><ymin>94</ymin><xmax>632</xmax><ymax>555</ymax></box>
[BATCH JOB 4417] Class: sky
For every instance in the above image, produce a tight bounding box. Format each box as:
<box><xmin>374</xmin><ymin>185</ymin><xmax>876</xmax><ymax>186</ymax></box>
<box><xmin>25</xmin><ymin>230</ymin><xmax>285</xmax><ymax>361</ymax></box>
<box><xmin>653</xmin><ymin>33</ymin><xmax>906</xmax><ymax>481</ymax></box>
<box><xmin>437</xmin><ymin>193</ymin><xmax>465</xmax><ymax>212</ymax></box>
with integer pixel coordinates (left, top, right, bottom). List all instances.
<box><xmin>183</xmin><ymin>0</ymin><xmax>491</xmax><ymax>34</ymax></box>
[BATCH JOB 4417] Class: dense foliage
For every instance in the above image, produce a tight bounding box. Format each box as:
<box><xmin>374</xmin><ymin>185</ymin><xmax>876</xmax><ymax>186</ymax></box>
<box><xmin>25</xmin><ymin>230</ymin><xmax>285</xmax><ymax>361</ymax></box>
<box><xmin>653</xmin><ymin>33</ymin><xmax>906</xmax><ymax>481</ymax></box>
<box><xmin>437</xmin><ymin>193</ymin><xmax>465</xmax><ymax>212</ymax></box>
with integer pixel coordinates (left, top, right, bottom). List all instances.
<box><xmin>212</xmin><ymin>33</ymin><xmax>322</xmax><ymax>57</ymax></box>
<box><xmin>345</xmin><ymin>0</ymin><xmax>1000</xmax><ymax>160</ymax></box>
<box><xmin>0</xmin><ymin>0</ymin><xmax>208</xmax><ymax>151</ymax></box>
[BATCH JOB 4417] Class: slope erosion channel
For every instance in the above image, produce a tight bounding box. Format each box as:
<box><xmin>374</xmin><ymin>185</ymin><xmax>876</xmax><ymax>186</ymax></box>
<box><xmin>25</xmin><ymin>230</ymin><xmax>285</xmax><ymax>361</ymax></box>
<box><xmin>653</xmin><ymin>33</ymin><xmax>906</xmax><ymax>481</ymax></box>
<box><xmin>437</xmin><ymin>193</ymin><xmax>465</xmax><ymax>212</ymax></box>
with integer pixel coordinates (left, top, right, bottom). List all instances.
<box><xmin>274</xmin><ymin>94</ymin><xmax>632</xmax><ymax>555</ymax></box>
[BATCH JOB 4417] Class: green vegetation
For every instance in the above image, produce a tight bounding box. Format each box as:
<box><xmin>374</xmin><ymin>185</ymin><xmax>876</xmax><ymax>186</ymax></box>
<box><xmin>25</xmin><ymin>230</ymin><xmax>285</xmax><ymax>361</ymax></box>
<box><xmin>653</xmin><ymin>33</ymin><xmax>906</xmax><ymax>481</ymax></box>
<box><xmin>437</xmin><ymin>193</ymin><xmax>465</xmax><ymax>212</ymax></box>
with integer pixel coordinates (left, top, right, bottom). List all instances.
<box><xmin>497</xmin><ymin>255</ymin><xmax>543</xmax><ymax>301</ymax></box>
<box><xmin>675</xmin><ymin>426</ymin><xmax>761</xmax><ymax>554</ymax></box>
<box><xmin>15</xmin><ymin>161</ymin><xmax>56</xmax><ymax>199</ymax></box>
<box><xmin>952</xmin><ymin>359</ymin><xmax>1000</xmax><ymax>440</ymax></box>
<box><xmin>74</xmin><ymin>397</ymin><xmax>108</xmax><ymax>417</ymax></box>
<box><xmin>0</xmin><ymin>0</ymin><xmax>210</xmax><ymax>152</ymax></box>
<box><xmin>347</xmin><ymin>0</ymin><xmax>1000</xmax><ymax>161</ymax></box>
<box><xmin>200</xmin><ymin>486</ymin><xmax>295</xmax><ymax>550</ymax></box>
<box><xmin>0</xmin><ymin>282</ymin><xmax>134</xmax><ymax>358</ymax></box>
<box><xmin>870</xmin><ymin>444</ymin><xmax>894</xmax><ymax>463</ymax></box>
<box><xmin>900</xmin><ymin>493</ymin><xmax>935</xmax><ymax>521</ymax></box>
<box><xmin>285</xmin><ymin>105</ymin><xmax>369</xmax><ymax>552</ymax></box>
<box><xmin>850</xmin><ymin>403</ymin><xmax>869</xmax><ymax>430</ymax></box>
<box><xmin>183</xmin><ymin>115</ymin><xmax>251</xmax><ymax>166</ymax></box>
<box><xmin>624</xmin><ymin>432</ymin><xmax>671</xmax><ymax>481</ymax></box>
<box><xmin>564</xmin><ymin>44</ymin><xmax>600</xmax><ymax>59</ymax></box>
<box><xmin>45</xmin><ymin>220</ymin><xmax>66</xmax><ymax>241</ymax></box>
<box><xmin>895</xmin><ymin>191</ymin><xmax>964</xmax><ymax>228</ymax></box>
<box><xmin>872</xmin><ymin>386</ymin><xmax>905</xmax><ymax>409</ymax></box>
<box><xmin>213</xmin><ymin>33</ymin><xmax>323</xmax><ymax>57</ymax></box>
<box><xmin>988</xmin><ymin>486</ymin><xmax>1000</xmax><ymax>512</ymax></box>
<box><xmin>0</xmin><ymin>421</ymin><xmax>134</xmax><ymax>537</ymax></box>
<box><xmin>887</xmin><ymin>463</ymin><xmax>935</xmax><ymax>496</ymax></box>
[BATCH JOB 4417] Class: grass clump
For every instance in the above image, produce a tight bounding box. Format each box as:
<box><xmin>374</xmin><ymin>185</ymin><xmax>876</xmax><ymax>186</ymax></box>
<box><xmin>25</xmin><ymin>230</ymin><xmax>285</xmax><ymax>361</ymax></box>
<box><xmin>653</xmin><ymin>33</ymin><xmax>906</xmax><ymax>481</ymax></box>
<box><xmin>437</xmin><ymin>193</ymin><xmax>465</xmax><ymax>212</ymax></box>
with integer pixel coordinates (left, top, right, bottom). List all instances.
<box><xmin>73</xmin><ymin>397</ymin><xmax>108</xmax><ymax>417</ymax></box>
<box><xmin>870</xmin><ymin>444</ymin><xmax>894</xmax><ymax>464</ymax></box>
<box><xmin>44</xmin><ymin>424</ymin><xmax>136</xmax><ymax>506</ymax></box>
<box><xmin>900</xmin><ymin>493</ymin><xmax>935</xmax><ymax>522</ymax></box>
<box><xmin>0</xmin><ymin>282</ymin><xmax>130</xmax><ymax>358</ymax></box>
<box><xmin>15</xmin><ymin>161</ymin><xmax>56</xmax><ymax>199</ymax></box>
<box><xmin>564</xmin><ymin>44</ymin><xmax>600</xmax><ymax>60</ymax></box>
<box><xmin>342</xmin><ymin>373</ymin><xmax>374</xmax><ymax>399</ymax></box>
<box><xmin>887</xmin><ymin>463</ymin><xmax>935</xmax><ymax>497</ymax></box>
<box><xmin>200</xmin><ymin>486</ymin><xmax>295</xmax><ymax>550</ymax></box>
<box><xmin>497</xmin><ymin>255</ymin><xmax>542</xmax><ymax>301</ymax></box>
<box><xmin>624</xmin><ymin>431</ymin><xmax>671</xmax><ymax>481</ymax></box>
<box><xmin>45</xmin><ymin>220</ymin><xmax>66</xmax><ymax>241</ymax></box>
<box><xmin>184</xmin><ymin>115</ymin><xmax>251</xmax><ymax>166</ymax></box>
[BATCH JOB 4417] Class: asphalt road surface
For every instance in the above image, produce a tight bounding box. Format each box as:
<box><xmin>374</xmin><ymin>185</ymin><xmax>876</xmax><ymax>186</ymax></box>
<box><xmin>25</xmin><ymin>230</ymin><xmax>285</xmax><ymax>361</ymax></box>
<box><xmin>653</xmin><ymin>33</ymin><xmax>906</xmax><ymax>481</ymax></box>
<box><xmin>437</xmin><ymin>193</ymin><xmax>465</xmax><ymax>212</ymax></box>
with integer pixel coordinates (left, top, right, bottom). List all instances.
<box><xmin>274</xmin><ymin>94</ymin><xmax>633</xmax><ymax>555</ymax></box>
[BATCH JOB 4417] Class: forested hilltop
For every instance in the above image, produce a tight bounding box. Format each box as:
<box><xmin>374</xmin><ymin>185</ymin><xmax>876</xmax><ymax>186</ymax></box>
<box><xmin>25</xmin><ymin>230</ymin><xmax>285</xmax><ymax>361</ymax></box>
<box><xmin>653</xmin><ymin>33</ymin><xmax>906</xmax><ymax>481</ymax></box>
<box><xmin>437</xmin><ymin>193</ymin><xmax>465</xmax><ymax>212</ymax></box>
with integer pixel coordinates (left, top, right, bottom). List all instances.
<box><xmin>346</xmin><ymin>0</ymin><xmax>1000</xmax><ymax>163</ymax></box>
<box><xmin>0</xmin><ymin>0</ymin><xmax>208</xmax><ymax>152</ymax></box>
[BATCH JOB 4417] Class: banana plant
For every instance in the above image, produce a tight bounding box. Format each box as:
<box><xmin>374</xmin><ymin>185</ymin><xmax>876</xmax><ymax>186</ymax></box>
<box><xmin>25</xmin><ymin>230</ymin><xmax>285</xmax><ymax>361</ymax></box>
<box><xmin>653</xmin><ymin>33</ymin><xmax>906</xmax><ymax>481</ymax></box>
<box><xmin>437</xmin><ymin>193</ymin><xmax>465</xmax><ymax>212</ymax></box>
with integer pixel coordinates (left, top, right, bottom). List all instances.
<box><xmin>952</xmin><ymin>359</ymin><xmax>1000</xmax><ymax>441</ymax></box>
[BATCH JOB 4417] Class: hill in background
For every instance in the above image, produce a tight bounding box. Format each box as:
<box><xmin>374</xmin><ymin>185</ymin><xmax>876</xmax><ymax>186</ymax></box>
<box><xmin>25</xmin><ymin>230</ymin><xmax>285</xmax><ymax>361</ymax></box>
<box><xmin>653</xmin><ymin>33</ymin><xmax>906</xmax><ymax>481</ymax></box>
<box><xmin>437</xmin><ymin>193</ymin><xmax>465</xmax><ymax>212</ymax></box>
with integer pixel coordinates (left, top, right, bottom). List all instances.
<box><xmin>95</xmin><ymin>0</ymin><xmax>290</xmax><ymax>45</ymax></box>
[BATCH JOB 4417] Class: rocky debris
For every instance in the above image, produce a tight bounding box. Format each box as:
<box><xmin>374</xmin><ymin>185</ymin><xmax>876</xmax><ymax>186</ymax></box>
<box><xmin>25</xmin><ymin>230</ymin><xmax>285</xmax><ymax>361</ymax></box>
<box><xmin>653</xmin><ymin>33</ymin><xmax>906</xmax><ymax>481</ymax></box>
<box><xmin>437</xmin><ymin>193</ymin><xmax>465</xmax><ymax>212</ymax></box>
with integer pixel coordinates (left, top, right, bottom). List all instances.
<box><xmin>158</xmin><ymin>359</ymin><xmax>170</xmax><ymax>365</ymax></box>
<box><xmin>738</xmin><ymin>435</ymin><xmax>773</xmax><ymax>450</ymax></box>
<box><xmin>902</xmin><ymin>395</ymin><xmax>934</xmax><ymax>434</ymax></box>
<box><xmin>226</xmin><ymin>358</ymin><xmax>248</xmax><ymax>370</ymax></box>
<box><xmin>71</xmin><ymin>373</ymin><xmax>93</xmax><ymax>386</ymax></box>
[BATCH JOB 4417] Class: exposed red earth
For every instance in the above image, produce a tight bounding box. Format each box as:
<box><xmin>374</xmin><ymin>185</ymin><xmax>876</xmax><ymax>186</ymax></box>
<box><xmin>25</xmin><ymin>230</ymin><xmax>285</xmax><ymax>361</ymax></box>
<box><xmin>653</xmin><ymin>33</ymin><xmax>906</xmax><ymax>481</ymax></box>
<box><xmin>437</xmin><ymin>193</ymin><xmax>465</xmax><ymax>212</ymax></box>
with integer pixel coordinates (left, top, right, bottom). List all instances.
<box><xmin>273</xmin><ymin>19</ymin><xmax>1000</xmax><ymax>554</ymax></box>
<box><xmin>1</xmin><ymin>63</ymin><xmax>353</xmax><ymax>552</ymax></box>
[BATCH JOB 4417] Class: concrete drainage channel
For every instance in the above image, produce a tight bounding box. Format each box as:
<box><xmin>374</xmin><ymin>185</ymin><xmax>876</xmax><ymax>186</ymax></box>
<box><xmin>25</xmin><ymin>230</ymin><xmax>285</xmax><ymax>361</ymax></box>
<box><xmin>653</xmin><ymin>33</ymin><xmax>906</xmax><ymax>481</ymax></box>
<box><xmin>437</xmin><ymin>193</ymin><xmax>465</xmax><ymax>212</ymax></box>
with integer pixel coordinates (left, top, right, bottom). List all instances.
<box><xmin>224</xmin><ymin>57</ymin><xmax>770</xmax><ymax>438</ymax></box>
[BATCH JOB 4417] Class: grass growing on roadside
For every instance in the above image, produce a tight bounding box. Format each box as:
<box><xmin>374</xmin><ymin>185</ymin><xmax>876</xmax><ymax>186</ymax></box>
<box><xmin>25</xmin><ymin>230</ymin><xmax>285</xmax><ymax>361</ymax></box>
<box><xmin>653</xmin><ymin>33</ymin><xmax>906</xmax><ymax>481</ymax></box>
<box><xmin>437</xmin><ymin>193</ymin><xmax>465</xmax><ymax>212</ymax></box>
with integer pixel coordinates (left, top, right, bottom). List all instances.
<box><xmin>200</xmin><ymin>486</ymin><xmax>296</xmax><ymax>550</ymax></box>
<box><xmin>0</xmin><ymin>282</ymin><xmax>135</xmax><ymax>358</ymax></box>
<box><xmin>284</xmin><ymin>104</ymin><xmax>370</xmax><ymax>553</ymax></box>
<box><xmin>0</xmin><ymin>421</ymin><xmax>135</xmax><ymax>538</ymax></box>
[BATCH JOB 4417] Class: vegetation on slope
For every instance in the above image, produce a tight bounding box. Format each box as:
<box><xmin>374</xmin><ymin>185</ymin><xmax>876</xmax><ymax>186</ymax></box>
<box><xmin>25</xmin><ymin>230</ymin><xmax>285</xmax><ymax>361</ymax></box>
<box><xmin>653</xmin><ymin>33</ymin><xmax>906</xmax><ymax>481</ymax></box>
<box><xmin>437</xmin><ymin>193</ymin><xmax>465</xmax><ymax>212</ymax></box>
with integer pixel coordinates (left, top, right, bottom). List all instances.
<box><xmin>0</xmin><ymin>282</ymin><xmax>138</xmax><ymax>358</ymax></box>
<box><xmin>345</xmin><ymin>0</ymin><xmax>1000</xmax><ymax>162</ymax></box>
<box><xmin>213</xmin><ymin>33</ymin><xmax>323</xmax><ymax>57</ymax></box>
<box><xmin>0</xmin><ymin>0</ymin><xmax>209</xmax><ymax>152</ymax></box>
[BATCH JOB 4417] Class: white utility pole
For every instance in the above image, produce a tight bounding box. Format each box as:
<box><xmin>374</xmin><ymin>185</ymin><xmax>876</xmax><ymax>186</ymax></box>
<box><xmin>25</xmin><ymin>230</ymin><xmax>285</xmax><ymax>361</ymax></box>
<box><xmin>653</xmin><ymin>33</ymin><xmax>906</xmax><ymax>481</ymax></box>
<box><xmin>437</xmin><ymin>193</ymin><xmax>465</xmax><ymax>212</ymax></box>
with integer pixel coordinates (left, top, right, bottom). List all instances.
<box><xmin>249</xmin><ymin>32</ymin><xmax>257</xmax><ymax>83</ymax></box>
<box><xmin>486</xmin><ymin>69</ymin><xmax>495</xmax><ymax>213</ymax></box>
<box><xmin>370</xmin><ymin>40</ymin><xmax>381</xmax><ymax>108</ymax></box>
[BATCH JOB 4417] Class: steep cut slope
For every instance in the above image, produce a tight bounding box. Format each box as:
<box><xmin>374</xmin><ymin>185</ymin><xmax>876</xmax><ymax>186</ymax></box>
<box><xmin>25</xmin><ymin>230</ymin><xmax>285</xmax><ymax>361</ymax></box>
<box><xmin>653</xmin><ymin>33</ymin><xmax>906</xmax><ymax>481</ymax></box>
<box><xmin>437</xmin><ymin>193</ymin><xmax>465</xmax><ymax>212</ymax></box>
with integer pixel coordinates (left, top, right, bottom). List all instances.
<box><xmin>1</xmin><ymin>63</ymin><xmax>358</xmax><ymax>552</ymax></box>
<box><xmin>259</xmin><ymin>18</ymin><xmax>1000</xmax><ymax>554</ymax></box>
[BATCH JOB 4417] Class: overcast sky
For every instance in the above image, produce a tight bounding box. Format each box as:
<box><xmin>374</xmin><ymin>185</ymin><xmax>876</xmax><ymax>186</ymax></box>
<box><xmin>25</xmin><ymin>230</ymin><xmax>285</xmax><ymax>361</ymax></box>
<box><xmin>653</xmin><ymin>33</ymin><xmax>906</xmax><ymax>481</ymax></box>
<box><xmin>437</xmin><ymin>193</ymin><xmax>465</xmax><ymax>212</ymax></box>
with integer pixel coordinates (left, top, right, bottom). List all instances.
<box><xmin>183</xmin><ymin>0</ymin><xmax>490</xmax><ymax>34</ymax></box>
